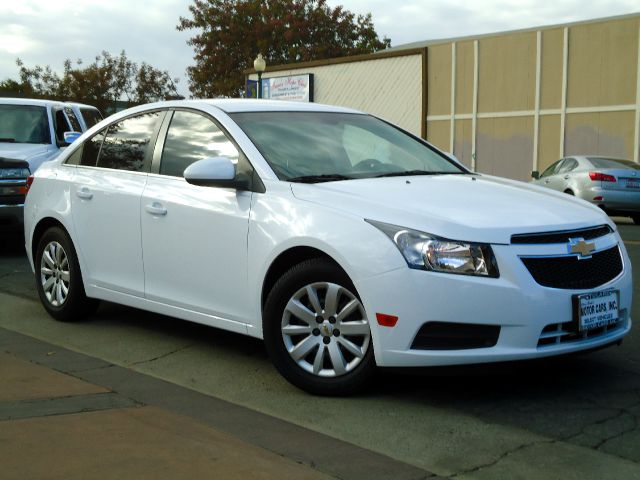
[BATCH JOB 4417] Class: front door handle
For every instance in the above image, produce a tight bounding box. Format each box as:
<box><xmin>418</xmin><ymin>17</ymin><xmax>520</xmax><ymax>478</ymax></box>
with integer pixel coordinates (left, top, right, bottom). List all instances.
<box><xmin>544</xmin><ymin>179</ymin><xmax>550</xmax><ymax>184</ymax></box>
<box><xmin>145</xmin><ymin>202</ymin><xmax>167</xmax><ymax>216</ymax></box>
<box><xmin>76</xmin><ymin>187</ymin><xmax>93</xmax><ymax>200</ymax></box>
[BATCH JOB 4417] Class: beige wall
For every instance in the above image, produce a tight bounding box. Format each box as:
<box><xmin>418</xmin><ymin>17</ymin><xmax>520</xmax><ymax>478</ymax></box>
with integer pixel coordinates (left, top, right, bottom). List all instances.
<box><xmin>255</xmin><ymin>54</ymin><xmax>424</xmax><ymax>137</ymax></box>
<box><xmin>425</xmin><ymin>14</ymin><xmax>640</xmax><ymax>181</ymax></box>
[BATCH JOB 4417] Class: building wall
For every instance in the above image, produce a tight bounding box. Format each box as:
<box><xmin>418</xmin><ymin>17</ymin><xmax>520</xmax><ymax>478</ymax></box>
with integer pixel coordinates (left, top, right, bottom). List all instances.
<box><xmin>254</xmin><ymin>14</ymin><xmax>640</xmax><ymax>182</ymax></box>
<box><xmin>254</xmin><ymin>53</ymin><xmax>424</xmax><ymax>137</ymax></box>
<box><xmin>426</xmin><ymin>15</ymin><xmax>640</xmax><ymax>181</ymax></box>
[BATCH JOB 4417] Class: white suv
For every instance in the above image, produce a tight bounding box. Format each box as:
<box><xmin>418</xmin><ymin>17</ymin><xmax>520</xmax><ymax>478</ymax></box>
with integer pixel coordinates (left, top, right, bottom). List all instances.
<box><xmin>24</xmin><ymin>100</ymin><xmax>632</xmax><ymax>395</ymax></box>
<box><xmin>0</xmin><ymin>98</ymin><xmax>101</xmax><ymax>231</ymax></box>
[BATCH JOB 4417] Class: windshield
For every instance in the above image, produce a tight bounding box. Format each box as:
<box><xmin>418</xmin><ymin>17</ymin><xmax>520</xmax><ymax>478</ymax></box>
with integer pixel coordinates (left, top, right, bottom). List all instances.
<box><xmin>230</xmin><ymin>112</ymin><xmax>466</xmax><ymax>181</ymax></box>
<box><xmin>0</xmin><ymin>104</ymin><xmax>51</xmax><ymax>144</ymax></box>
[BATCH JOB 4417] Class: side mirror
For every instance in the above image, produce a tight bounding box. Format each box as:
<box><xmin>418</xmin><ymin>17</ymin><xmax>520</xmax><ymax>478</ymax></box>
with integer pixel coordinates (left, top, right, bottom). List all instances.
<box><xmin>61</xmin><ymin>131</ymin><xmax>82</xmax><ymax>146</ymax></box>
<box><xmin>531</xmin><ymin>170</ymin><xmax>540</xmax><ymax>180</ymax></box>
<box><xmin>184</xmin><ymin>156</ymin><xmax>248</xmax><ymax>190</ymax></box>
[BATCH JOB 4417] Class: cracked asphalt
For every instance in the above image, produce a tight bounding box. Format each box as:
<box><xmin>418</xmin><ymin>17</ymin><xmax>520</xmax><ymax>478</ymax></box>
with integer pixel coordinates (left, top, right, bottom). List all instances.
<box><xmin>1</xmin><ymin>220</ymin><xmax>639</xmax><ymax>479</ymax></box>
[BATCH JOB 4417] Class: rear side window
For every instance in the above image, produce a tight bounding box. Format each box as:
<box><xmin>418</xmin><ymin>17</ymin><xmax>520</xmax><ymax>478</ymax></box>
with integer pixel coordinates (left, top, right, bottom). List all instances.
<box><xmin>80</xmin><ymin>108</ymin><xmax>103</xmax><ymax>128</ymax></box>
<box><xmin>160</xmin><ymin>111</ymin><xmax>239</xmax><ymax>177</ymax></box>
<box><xmin>96</xmin><ymin>111</ymin><xmax>162</xmax><ymax>172</ymax></box>
<box><xmin>558</xmin><ymin>158</ymin><xmax>578</xmax><ymax>173</ymax></box>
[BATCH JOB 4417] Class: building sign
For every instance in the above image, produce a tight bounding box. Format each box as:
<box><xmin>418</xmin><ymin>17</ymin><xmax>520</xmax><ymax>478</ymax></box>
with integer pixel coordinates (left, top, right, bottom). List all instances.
<box><xmin>246</xmin><ymin>74</ymin><xmax>314</xmax><ymax>102</ymax></box>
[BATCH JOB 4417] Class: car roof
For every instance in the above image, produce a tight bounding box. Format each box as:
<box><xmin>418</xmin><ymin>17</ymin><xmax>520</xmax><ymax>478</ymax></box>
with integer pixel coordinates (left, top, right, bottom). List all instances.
<box><xmin>65</xmin><ymin>102</ymin><xmax>101</xmax><ymax>110</ymax></box>
<box><xmin>116</xmin><ymin>98</ymin><xmax>363</xmax><ymax>116</ymax></box>
<box><xmin>0</xmin><ymin>97</ymin><xmax>67</xmax><ymax>108</ymax></box>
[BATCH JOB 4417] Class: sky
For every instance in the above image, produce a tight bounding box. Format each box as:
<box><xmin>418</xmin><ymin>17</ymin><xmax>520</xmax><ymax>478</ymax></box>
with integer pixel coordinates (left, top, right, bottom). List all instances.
<box><xmin>1</xmin><ymin>0</ymin><xmax>638</xmax><ymax>97</ymax></box>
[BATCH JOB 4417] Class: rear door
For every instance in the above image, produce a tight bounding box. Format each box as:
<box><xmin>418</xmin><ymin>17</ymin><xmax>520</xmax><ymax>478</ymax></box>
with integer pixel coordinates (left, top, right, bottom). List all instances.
<box><xmin>140</xmin><ymin>109</ymin><xmax>253</xmax><ymax>328</ymax></box>
<box><xmin>70</xmin><ymin>110</ymin><xmax>165</xmax><ymax>296</ymax></box>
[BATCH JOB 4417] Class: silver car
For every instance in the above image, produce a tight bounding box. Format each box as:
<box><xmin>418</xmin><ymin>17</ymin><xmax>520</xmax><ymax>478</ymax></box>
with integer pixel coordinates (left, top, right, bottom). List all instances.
<box><xmin>532</xmin><ymin>156</ymin><xmax>640</xmax><ymax>224</ymax></box>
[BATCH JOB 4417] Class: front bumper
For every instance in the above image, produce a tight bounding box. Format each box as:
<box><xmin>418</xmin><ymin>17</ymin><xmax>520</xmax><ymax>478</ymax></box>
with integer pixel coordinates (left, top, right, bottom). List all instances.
<box><xmin>358</xmin><ymin>231</ymin><xmax>632</xmax><ymax>367</ymax></box>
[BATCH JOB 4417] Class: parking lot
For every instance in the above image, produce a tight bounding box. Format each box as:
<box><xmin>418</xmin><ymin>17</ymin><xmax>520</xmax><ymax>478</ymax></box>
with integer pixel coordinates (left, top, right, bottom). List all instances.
<box><xmin>1</xmin><ymin>221</ymin><xmax>640</xmax><ymax>479</ymax></box>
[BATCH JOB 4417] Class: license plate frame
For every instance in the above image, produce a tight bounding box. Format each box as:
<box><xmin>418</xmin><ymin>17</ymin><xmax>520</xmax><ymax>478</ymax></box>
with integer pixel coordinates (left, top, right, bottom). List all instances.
<box><xmin>572</xmin><ymin>289</ymin><xmax>619</xmax><ymax>332</ymax></box>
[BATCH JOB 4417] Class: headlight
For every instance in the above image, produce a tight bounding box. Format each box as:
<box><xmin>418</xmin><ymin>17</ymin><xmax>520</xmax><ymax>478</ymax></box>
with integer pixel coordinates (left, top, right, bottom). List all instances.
<box><xmin>366</xmin><ymin>220</ymin><xmax>499</xmax><ymax>277</ymax></box>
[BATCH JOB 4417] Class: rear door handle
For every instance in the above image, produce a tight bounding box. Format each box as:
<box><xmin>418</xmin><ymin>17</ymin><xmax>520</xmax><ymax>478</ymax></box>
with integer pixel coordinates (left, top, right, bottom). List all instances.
<box><xmin>76</xmin><ymin>187</ymin><xmax>93</xmax><ymax>200</ymax></box>
<box><xmin>544</xmin><ymin>179</ymin><xmax>550</xmax><ymax>183</ymax></box>
<box><xmin>145</xmin><ymin>202</ymin><xmax>167</xmax><ymax>216</ymax></box>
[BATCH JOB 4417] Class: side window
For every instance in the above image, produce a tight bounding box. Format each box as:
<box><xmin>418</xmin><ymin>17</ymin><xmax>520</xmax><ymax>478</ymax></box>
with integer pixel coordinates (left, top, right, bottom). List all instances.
<box><xmin>54</xmin><ymin>109</ymin><xmax>71</xmax><ymax>143</ymax></box>
<box><xmin>80</xmin><ymin>108</ymin><xmax>103</xmax><ymax>128</ymax></box>
<box><xmin>558</xmin><ymin>158</ymin><xmax>578</xmax><ymax>173</ymax></box>
<box><xmin>97</xmin><ymin>111</ymin><xmax>162</xmax><ymax>172</ymax></box>
<box><xmin>79</xmin><ymin>129</ymin><xmax>107</xmax><ymax>167</ymax></box>
<box><xmin>540</xmin><ymin>160</ymin><xmax>562</xmax><ymax>178</ymax></box>
<box><xmin>64</xmin><ymin>107</ymin><xmax>82</xmax><ymax>132</ymax></box>
<box><xmin>160</xmin><ymin>111</ymin><xmax>239</xmax><ymax>177</ymax></box>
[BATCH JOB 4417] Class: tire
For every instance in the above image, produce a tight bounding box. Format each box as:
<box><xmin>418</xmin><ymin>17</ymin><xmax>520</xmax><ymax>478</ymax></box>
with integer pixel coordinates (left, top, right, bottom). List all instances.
<box><xmin>263</xmin><ymin>258</ymin><xmax>376</xmax><ymax>395</ymax></box>
<box><xmin>34</xmin><ymin>226</ymin><xmax>99</xmax><ymax>322</ymax></box>
<box><xmin>564</xmin><ymin>189</ymin><xmax>574</xmax><ymax>195</ymax></box>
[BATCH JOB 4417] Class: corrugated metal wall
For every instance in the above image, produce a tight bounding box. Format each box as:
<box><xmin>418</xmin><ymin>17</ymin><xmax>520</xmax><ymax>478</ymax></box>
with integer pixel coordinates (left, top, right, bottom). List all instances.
<box><xmin>426</xmin><ymin>15</ymin><xmax>640</xmax><ymax>181</ymax></box>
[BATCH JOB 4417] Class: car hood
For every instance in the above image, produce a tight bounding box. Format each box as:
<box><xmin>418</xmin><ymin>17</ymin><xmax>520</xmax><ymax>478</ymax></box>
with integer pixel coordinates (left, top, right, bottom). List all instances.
<box><xmin>0</xmin><ymin>144</ymin><xmax>51</xmax><ymax>164</ymax></box>
<box><xmin>290</xmin><ymin>174</ymin><xmax>612</xmax><ymax>244</ymax></box>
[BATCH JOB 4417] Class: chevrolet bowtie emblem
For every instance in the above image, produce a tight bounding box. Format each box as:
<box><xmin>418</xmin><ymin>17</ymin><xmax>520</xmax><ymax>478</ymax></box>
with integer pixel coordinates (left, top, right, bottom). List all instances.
<box><xmin>568</xmin><ymin>238</ymin><xmax>596</xmax><ymax>258</ymax></box>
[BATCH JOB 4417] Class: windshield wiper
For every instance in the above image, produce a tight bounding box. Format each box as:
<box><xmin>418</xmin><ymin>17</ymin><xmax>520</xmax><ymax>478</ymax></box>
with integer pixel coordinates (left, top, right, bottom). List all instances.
<box><xmin>0</xmin><ymin>138</ymin><xmax>16</xmax><ymax>143</ymax></box>
<box><xmin>374</xmin><ymin>170</ymin><xmax>464</xmax><ymax>178</ymax></box>
<box><xmin>288</xmin><ymin>174</ymin><xmax>353</xmax><ymax>184</ymax></box>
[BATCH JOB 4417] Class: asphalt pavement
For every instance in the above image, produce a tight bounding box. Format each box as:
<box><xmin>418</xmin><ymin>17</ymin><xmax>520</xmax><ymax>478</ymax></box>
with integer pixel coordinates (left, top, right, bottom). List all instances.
<box><xmin>1</xmin><ymin>221</ymin><xmax>640</xmax><ymax>479</ymax></box>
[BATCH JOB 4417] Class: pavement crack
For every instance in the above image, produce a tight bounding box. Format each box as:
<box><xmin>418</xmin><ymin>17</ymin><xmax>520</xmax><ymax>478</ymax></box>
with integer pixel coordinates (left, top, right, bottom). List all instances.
<box><xmin>127</xmin><ymin>344</ymin><xmax>193</xmax><ymax>367</ymax></box>
<box><xmin>448</xmin><ymin>439</ymin><xmax>552</xmax><ymax>478</ymax></box>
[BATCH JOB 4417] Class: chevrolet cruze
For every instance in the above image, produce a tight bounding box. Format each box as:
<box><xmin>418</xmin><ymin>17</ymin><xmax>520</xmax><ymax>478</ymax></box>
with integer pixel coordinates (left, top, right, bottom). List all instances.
<box><xmin>24</xmin><ymin>100</ymin><xmax>632</xmax><ymax>395</ymax></box>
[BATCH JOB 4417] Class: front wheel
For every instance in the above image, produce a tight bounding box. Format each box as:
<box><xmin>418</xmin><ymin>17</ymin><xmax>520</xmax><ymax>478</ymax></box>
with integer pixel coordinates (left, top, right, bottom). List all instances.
<box><xmin>35</xmin><ymin>226</ymin><xmax>99</xmax><ymax>321</ymax></box>
<box><xmin>263</xmin><ymin>258</ymin><xmax>376</xmax><ymax>395</ymax></box>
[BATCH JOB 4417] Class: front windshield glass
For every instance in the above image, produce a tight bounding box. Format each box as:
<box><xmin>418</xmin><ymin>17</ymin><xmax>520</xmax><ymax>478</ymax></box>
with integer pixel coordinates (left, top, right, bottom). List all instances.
<box><xmin>0</xmin><ymin>104</ymin><xmax>51</xmax><ymax>144</ymax></box>
<box><xmin>230</xmin><ymin>111</ymin><xmax>466</xmax><ymax>181</ymax></box>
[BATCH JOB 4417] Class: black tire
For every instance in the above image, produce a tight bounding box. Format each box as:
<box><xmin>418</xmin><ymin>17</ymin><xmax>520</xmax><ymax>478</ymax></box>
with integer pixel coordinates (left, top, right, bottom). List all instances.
<box><xmin>564</xmin><ymin>189</ymin><xmax>574</xmax><ymax>195</ymax></box>
<box><xmin>632</xmin><ymin>215</ymin><xmax>640</xmax><ymax>225</ymax></box>
<box><xmin>34</xmin><ymin>226</ymin><xmax>99</xmax><ymax>322</ymax></box>
<box><xmin>263</xmin><ymin>258</ymin><xmax>376</xmax><ymax>396</ymax></box>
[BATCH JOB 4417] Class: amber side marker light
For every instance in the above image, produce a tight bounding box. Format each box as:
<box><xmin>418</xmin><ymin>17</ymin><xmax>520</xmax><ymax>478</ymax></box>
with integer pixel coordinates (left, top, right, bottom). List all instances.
<box><xmin>25</xmin><ymin>175</ymin><xmax>34</xmax><ymax>194</ymax></box>
<box><xmin>376</xmin><ymin>313</ymin><xmax>399</xmax><ymax>327</ymax></box>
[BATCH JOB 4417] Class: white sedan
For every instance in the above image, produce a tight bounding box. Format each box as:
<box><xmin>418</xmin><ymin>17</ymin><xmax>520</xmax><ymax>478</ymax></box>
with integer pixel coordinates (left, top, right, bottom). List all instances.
<box><xmin>24</xmin><ymin>100</ymin><xmax>632</xmax><ymax>395</ymax></box>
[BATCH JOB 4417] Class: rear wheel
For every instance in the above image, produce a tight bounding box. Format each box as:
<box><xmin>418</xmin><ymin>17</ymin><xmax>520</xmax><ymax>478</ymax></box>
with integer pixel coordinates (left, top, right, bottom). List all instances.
<box><xmin>35</xmin><ymin>227</ymin><xmax>99</xmax><ymax>321</ymax></box>
<box><xmin>263</xmin><ymin>258</ymin><xmax>376</xmax><ymax>395</ymax></box>
<box><xmin>564</xmin><ymin>189</ymin><xmax>574</xmax><ymax>195</ymax></box>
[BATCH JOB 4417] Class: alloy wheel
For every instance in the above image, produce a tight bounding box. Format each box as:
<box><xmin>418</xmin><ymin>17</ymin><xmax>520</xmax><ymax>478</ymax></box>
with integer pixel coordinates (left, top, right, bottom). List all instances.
<box><xmin>281</xmin><ymin>282</ymin><xmax>371</xmax><ymax>377</ymax></box>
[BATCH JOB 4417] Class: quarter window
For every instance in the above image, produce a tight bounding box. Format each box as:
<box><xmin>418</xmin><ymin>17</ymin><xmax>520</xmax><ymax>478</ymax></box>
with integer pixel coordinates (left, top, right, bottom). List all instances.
<box><xmin>96</xmin><ymin>111</ymin><xmax>161</xmax><ymax>172</ymax></box>
<box><xmin>160</xmin><ymin>111</ymin><xmax>239</xmax><ymax>177</ymax></box>
<box><xmin>79</xmin><ymin>129</ymin><xmax>107</xmax><ymax>166</ymax></box>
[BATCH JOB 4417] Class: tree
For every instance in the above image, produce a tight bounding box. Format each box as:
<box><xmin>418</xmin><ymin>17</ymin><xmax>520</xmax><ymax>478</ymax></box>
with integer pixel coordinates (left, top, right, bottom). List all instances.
<box><xmin>0</xmin><ymin>51</ymin><xmax>180</xmax><ymax>112</ymax></box>
<box><xmin>177</xmin><ymin>0</ymin><xmax>391</xmax><ymax>98</ymax></box>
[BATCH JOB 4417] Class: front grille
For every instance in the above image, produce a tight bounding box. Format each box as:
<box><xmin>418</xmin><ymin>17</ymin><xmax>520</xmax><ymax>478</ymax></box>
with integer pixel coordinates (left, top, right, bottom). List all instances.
<box><xmin>411</xmin><ymin>322</ymin><xmax>500</xmax><ymax>350</ymax></box>
<box><xmin>521</xmin><ymin>245</ymin><xmax>622</xmax><ymax>289</ymax></box>
<box><xmin>537</xmin><ymin>314</ymin><xmax>627</xmax><ymax>347</ymax></box>
<box><xmin>511</xmin><ymin>225</ymin><xmax>612</xmax><ymax>244</ymax></box>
